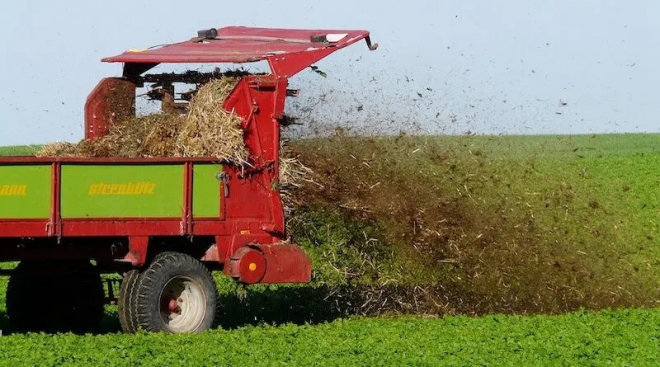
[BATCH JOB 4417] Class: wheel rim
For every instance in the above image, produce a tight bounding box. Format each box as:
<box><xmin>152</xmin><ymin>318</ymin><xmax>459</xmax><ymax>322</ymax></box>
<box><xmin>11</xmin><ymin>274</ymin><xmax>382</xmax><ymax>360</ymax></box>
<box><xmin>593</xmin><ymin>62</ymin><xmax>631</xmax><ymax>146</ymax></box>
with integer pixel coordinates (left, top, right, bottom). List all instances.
<box><xmin>158</xmin><ymin>276</ymin><xmax>207</xmax><ymax>333</ymax></box>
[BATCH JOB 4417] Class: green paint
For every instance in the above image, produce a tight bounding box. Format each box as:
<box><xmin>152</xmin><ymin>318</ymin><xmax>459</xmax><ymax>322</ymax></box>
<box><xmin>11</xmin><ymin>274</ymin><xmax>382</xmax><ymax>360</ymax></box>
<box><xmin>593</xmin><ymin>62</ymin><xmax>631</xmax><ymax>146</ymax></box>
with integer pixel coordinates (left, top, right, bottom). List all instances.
<box><xmin>60</xmin><ymin>165</ymin><xmax>184</xmax><ymax>218</ymax></box>
<box><xmin>0</xmin><ymin>165</ymin><xmax>51</xmax><ymax>219</ymax></box>
<box><xmin>192</xmin><ymin>163</ymin><xmax>223</xmax><ymax>218</ymax></box>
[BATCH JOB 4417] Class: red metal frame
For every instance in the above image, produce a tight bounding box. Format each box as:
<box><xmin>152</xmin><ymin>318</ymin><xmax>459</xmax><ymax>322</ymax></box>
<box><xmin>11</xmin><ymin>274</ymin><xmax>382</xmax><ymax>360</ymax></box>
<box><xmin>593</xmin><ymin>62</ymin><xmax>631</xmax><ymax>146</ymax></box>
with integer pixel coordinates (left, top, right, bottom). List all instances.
<box><xmin>101</xmin><ymin>26</ymin><xmax>378</xmax><ymax>78</ymax></box>
<box><xmin>84</xmin><ymin>78</ymin><xmax>136</xmax><ymax>139</ymax></box>
<box><xmin>0</xmin><ymin>26</ymin><xmax>378</xmax><ymax>284</ymax></box>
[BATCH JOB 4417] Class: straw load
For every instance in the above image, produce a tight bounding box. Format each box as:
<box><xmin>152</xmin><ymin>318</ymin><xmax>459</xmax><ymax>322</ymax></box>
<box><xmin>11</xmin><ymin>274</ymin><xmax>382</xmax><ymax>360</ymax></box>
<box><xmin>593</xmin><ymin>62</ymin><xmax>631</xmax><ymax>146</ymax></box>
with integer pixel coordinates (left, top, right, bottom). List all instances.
<box><xmin>37</xmin><ymin>76</ymin><xmax>310</xmax><ymax>201</ymax></box>
<box><xmin>37</xmin><ymin>77</ymin><xmax>248</xmax><ymax>164</ymax></box>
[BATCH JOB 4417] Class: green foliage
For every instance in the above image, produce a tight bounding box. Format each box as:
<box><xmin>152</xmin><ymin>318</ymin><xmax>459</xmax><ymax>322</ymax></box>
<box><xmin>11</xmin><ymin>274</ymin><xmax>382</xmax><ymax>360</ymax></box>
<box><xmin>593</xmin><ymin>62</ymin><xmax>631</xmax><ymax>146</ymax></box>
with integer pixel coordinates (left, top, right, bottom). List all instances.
<box><xmin>0</xmin><ymin>307</ymin><xmax>659</xmax><ymax>366</ymax></box>
<box><xmin>0</xmin><ymin>145</ymin><xmax>41</xmax><ymax>156</ymax></box>
<box><xmin>289</xmin><ymin>208</ymin><xmax>393</xmax><ymax>285</ymax></box>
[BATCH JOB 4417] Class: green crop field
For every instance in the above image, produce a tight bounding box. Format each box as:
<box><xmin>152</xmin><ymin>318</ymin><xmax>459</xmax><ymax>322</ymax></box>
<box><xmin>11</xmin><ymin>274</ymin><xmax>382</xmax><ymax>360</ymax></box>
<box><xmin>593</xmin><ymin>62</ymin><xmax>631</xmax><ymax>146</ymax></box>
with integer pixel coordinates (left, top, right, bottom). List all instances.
<box><xmin>0</xmin><ymin>145</ymin><xmax>41</xmax><ymax>157</ymax></box>
<box><xmin>1</xmin><ymin>133</ymin><xmax>660</xmax><ymax>366</ymax></box>
<box><xmin>0</xmin><ymin>308</ymin><xmax>659</xmax><ymax>366</ymax></box>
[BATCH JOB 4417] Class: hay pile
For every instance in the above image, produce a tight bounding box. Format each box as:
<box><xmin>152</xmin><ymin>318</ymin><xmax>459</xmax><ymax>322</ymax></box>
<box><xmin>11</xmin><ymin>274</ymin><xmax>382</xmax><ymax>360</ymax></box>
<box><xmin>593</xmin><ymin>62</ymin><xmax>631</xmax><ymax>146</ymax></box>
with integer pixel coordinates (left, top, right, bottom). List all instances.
<box><xmin>278</xmin><ymin>142</ymin><xmax>315</xmax><ymax>215</ymax></box>
<box><xmin>37</xmin><ymin>75</ymin><xmax>312</xmax><ymax>213</ymax></box>
<box><xmin>38</xmin><ymin>77</ymin><xmax>249</xmax><ymax>165</ymax></box>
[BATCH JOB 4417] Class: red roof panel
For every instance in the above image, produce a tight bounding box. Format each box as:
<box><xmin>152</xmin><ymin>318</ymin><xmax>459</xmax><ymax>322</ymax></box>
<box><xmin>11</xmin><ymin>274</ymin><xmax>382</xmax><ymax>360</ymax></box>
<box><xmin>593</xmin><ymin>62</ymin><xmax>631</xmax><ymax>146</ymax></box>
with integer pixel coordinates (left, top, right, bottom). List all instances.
<box><xmin>102</xmin><ymin>26</ymin><xmax>372</xmax><ymax>64</ymax></box>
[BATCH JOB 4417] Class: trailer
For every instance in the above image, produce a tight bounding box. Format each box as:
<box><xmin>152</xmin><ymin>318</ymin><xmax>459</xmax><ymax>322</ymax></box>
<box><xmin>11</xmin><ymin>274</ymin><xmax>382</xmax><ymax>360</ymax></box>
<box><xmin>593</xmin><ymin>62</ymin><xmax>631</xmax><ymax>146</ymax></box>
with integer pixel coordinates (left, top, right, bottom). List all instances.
<box><xmin>0</xmin><ymin>26</ymin><xmax>378</xmax><ymax>334</ymax></box>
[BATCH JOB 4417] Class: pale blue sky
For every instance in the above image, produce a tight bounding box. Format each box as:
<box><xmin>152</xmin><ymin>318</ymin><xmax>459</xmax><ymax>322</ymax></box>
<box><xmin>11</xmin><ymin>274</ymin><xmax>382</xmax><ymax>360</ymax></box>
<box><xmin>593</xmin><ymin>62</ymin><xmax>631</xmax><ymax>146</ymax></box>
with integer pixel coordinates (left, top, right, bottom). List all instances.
<box><xmin>0</xmin><ymin>1</ymin><xmax>658</xmax><ymax>146</ymax></box>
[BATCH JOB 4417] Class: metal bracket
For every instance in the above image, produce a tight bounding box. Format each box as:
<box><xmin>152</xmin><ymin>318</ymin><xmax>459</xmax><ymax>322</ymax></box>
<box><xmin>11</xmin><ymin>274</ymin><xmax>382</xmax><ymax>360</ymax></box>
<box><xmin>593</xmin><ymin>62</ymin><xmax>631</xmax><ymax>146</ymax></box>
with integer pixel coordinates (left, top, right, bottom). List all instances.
<box><xmin>365</xmin><ymin>36</ymin><xmax>379</xmax><ymax>51</ymax></box>
<box><xmin>216</xmin><ymin>171</ymin><xmax>230</xmax><ymax>197</ymax></box>
<box><xmin>196</xmin><ymin>28</ymin><xmax>218</xmax><ymax>40</ymax></box>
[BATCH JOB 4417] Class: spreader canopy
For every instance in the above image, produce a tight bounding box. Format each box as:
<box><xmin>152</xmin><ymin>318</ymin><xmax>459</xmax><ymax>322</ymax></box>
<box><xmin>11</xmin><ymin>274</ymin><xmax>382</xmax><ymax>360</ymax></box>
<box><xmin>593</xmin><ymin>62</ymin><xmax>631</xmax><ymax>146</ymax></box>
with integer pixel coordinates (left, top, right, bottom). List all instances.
<box><xmin>102</xmin><ymin>26</ymin><xmax>378</xmax><ymax>77</ymax></box>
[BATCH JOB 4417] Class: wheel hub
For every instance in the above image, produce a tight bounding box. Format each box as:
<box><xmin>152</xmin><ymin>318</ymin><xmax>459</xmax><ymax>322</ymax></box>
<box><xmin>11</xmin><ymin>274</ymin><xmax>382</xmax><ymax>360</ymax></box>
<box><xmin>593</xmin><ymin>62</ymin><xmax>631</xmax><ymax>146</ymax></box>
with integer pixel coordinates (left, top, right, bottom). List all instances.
<box><xmin>158</xmin><ymin>276</ymin><xmax>207</xmax><ymax>333</ymax></box>
<box><xmin>161</xmin><ymin>296</ymin><xmax>181</xmax><ymax>315</ymax></box>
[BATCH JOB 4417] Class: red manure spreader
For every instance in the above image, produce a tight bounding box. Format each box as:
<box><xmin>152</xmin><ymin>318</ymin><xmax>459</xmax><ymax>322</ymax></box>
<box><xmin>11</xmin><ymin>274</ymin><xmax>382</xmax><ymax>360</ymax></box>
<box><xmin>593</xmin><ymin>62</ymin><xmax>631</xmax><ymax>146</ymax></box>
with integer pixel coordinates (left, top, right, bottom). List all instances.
<box><xmin>0</xmin><ymin>26</ymin><xmax>378</xmax><ymax>334</ymax></box>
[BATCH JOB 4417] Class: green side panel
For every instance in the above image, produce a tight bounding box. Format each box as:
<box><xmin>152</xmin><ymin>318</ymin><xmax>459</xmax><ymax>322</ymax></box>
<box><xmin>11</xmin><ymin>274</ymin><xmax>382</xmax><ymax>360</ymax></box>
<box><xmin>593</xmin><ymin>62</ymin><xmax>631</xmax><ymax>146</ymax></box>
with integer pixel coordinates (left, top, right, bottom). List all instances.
<box><xmin>60</xmin><ymin>165</ymin><xmax>184</xmax><ymax>219</ymax></box>
<box><xmin>192</xmin><ymin>163</ymin><xmax>223</xmax><ymax>218</ymax></box>
<box><xmin>0</xmin><ymin>165</ymin><xmax>51</xmax><ymax>219</ymax></box>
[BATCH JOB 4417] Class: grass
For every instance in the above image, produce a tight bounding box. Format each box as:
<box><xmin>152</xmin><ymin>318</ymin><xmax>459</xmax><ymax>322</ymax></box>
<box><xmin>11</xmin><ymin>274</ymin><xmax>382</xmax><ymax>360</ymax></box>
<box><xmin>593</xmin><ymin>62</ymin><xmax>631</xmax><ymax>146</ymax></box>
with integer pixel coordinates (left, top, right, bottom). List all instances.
<box><xmin>412</xmin><ymin>133</ymin><xmax>660</xmax><ymax>159</ymax></box>
<box><xmin>0</xmin><ymin>145</ymin><xmax>41</xmax><ymax>156</ymax></box>
<box><xmin>1</xmin><ymin>133</ymin><xmax>660</xmax><ymax>365</ymax></box>
<box><xmin>0</xmin><ymin>306</ymin><xmax>659</xmax><ymax>366</ymax></box>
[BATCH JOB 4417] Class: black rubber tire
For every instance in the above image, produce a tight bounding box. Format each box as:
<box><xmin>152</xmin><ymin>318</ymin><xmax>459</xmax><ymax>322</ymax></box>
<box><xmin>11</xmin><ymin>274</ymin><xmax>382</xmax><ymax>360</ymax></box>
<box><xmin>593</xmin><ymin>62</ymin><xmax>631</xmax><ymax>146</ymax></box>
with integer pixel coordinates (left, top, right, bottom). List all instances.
<box><xmin>117</xmin><ymin>269</ymin><xmax>140</xmax><ymax>333</ymax></box>
<box><xmin>133</xmin><ymin>252</ymin><xmax>218</xmax><ymax>333</ymax></box>
<box><xmin>6</xmin><ymin>260</ymin><xmax>105</xmax><ymax>334</ymax></box>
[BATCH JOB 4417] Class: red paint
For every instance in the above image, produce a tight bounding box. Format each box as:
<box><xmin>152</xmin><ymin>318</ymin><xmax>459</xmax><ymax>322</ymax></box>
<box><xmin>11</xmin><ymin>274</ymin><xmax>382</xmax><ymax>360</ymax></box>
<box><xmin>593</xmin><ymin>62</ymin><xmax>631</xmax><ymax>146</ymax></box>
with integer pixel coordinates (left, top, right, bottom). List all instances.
<box><xmin>60</xmin><ymin>219</ymin><xmax>184</xmax><ymax>237</ymax></box>
<box><xmin>0</xmin><ymin>157</ymin><xmax>220</xmax><ymax>164</ymax></box>
<box><xmin>182</xmin><ymin>161</ymin><xmax>193</xmax><ymax>235</ymax></box>
<box><xmin>125</xmin><ymin>236</ymin><xmax>149</xmax><ymax>266</ymax></box>
<box><xmin>48</xmin><ymin>163</ymin><xmax>58</xmax><ymax>237</ymax></box>
<box><xmin>84</xmin><ymin>78</ymin><xmax>136</xmax><ymax>140</ymax></box>
<box><xmin>253</xmin><ymin>243</ymin><xmax>313</xmax><ymax>284</ymax></box>
<box><xmin>227</xmin><ymin>247</ymin><xmax>267</xmax><ymax>284</ymax></box>
<box><xmin>0</xmin><ymin>220</ymin><xmax>50</xmax><ymax>238</ymax></box>
<box><xmin>162</xmin><ymin>297</ymin><xmax>180</xmax><ymax>315</ymax></box>
<box><xmin>102</xmin><ymin>27</ymin><xmax>374</xmax><ymax>75</ymax></box>
<box><xmin>0</xmin><ymin>26</ymin><xmax>377</xmax><ymax>284</ymax></box>
<box><xmin>201</xmin><ymin>244</ymin><xmax>221</xmax><ymax>262</ymax></box>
